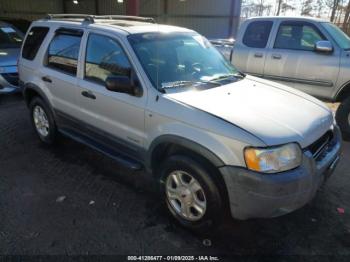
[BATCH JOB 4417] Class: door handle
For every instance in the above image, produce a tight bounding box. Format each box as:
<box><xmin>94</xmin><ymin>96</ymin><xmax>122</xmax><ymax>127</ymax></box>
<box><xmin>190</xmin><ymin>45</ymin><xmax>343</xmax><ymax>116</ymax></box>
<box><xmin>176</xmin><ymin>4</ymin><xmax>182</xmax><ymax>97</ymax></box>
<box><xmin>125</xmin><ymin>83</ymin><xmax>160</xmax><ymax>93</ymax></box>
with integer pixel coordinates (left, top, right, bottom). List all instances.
<box><xmin>42</xmin><ymin>76</ymin><xmax>52</xmax><ymax>83</ymax></box>
<box><xmin>254</xmin><ymin>53</ymin><xmax>263</xmax><ymax>58</ymax></box>
<box><xmin>272</xmin><ymin>54</ymin><xmax>282</xmax><ymax>60</ymax></box>
<box><xmin>81</xmin><ymin>90</ymin><xmax>96</xmax><ymax>100</ymax></box>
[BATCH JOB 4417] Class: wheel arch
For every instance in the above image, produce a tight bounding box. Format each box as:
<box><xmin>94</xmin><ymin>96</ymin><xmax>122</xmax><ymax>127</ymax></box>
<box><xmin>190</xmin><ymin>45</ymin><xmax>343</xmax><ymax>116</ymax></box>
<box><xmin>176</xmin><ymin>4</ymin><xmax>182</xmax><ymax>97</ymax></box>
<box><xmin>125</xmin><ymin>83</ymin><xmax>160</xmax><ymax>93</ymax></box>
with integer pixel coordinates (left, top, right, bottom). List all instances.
<box><xmin>146</xmin><ymin>135</ymin><xmax>225</xmax><ymax>175</ymax></box>
<box><xmin>23</xmin><ymin>83</ymin><xmax>54</xmax><ymax>110</ymax></box>
<box><xmin>335</xmin><ymin>81</ymin><xmax>350</xmax><ymax>102</ymax></box>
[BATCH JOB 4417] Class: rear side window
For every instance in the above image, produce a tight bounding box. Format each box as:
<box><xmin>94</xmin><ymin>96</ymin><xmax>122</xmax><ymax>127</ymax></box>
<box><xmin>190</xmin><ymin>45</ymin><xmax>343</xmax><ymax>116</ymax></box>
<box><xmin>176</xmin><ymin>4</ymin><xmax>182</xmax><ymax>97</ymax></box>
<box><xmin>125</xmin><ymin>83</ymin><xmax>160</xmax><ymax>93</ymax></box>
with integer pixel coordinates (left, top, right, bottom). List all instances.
<box><xmin>47</xmin><ymin>31</ymin><xmax>82</xmax><ymax>75</ymax></box>
<box><xmin>22</xmin><ymin>27</ymin><xmax>49</xmax><ymax>60</ymax></box>
<box><xmin>243</xmin><ymin>21</ymin><xmax>273</xmax><ymax>48</ymax></box>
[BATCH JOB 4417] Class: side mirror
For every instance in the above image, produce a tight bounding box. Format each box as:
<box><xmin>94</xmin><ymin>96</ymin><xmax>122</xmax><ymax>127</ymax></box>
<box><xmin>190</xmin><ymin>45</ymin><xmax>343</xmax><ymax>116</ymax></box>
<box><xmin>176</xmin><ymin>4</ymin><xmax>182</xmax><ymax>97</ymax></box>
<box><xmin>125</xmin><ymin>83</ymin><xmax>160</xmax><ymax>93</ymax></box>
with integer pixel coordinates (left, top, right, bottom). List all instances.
<box><xmin>105</xmin><ymin>75</ymin><xmax>142</xmax><ymax>97</ymax></box>
<box><xmin>314</xmin><ymin>41</ymin><xmax>333</xmax><ymax>53</ymax></box>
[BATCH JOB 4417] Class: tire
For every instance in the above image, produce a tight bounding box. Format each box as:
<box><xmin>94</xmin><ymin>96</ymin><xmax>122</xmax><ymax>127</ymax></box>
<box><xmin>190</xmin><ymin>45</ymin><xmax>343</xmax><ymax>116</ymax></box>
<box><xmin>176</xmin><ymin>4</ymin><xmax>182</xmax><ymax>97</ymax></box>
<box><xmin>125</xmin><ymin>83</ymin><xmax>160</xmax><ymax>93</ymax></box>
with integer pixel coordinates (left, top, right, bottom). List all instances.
<box><xmin>159</xmin><ymin>154</ymin><xmax>223</xmax><ymax>231</ymax></box>
<box><xmin>336</xmin><ymin>97</ymin><xmax>350</xmax><ymax>141</ymax></box>
<box><xmin>29</xmin><ymin>97</ymin><xmax>58</xmax><ymax>144</ymax></box>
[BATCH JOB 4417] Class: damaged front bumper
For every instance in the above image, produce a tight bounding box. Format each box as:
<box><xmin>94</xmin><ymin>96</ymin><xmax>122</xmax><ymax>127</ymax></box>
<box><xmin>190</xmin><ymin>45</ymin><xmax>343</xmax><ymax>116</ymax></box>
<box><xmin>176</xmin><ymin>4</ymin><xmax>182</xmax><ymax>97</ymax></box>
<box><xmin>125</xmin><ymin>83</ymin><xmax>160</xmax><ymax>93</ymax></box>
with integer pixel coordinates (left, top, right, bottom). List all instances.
<box><xmin>220</xmin><ymin>126</ymin><xmax>342</xmax><ymax>220</ymax></box>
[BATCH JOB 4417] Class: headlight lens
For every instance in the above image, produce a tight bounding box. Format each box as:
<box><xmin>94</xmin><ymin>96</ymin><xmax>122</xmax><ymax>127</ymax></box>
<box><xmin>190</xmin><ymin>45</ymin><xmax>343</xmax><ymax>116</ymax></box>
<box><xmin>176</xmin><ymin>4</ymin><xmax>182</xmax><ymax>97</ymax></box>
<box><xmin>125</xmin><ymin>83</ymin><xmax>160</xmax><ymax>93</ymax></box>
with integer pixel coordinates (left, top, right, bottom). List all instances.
<box><xmin>244</xmin><ymin>143</ymin><xmax>302</xmax><ymax>173</ymax></box>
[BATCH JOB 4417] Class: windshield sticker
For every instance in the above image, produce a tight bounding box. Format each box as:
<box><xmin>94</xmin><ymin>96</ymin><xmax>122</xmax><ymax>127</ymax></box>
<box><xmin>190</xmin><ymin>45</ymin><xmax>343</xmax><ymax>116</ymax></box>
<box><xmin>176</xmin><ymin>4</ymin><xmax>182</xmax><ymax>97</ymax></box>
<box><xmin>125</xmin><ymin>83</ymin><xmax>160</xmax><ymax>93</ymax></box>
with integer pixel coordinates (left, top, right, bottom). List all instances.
<box><xmin>0</xmin><ymin>27</ymin><xmax>16</xmax><ymax>33</ymax></box>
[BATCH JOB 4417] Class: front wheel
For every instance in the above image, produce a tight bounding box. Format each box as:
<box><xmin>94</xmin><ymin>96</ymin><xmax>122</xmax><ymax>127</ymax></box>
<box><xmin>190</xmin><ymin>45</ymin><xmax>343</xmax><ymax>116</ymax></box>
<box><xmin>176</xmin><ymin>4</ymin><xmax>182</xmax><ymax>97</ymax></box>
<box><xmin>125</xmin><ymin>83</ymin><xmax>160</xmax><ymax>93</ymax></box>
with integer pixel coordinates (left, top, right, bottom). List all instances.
<box><xmin>159</xmin><ymin>155</ymin><xmax>223</xmax><ymax>231</ymax></box>
<box><xmin>336</xmin><ymin>97</ymin><xmax>350</xmax><ymax>141</ymax></box>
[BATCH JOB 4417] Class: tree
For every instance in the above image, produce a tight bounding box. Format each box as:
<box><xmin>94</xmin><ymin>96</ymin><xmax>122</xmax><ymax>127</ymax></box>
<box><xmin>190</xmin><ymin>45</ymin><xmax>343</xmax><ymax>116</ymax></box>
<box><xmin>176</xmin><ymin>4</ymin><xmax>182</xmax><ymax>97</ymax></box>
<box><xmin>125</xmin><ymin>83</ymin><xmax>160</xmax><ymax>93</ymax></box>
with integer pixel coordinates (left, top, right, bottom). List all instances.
<box><xmin>315</xmin><ymin>0</ymin><xmax>326</xmax><ymax>17</ymax></box>
<box><xmin>242</xmin><ymin>0</ymin><xmax>274</xmax><ymax>17</ymax></box>
<box><xmin>343</xmin><ymin>0</ymin><xmax>350</xmax><ymax>32</ymax></box>
<box><xmin>276</xmin><ymin>0</ymin><xmax>283</xmax><ymax>15</ymax></box>
<box><xmin>330</xmin><ymin>0</ymin><xmax>340</xmax><ymax>21</ymax></box>
<box><xmin>301</xmin><ymin>0</ymin><xmax>314</xmax><ymax>16</ymax></box>
<box><xmin>281</xmin><ymin>3</ymin><xmax>296</xmax><ymax>15</ymax></box>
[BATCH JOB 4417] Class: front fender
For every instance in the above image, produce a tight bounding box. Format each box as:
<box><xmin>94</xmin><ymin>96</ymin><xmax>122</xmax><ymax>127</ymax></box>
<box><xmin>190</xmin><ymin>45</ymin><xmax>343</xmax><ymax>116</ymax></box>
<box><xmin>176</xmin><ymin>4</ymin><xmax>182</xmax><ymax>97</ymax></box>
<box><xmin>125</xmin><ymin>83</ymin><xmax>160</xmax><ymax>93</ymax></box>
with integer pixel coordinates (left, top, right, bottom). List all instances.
<box><xmin>145</xmin><ymin>120</ymin><xmax>253</xmax><ymax>169</ymax></box>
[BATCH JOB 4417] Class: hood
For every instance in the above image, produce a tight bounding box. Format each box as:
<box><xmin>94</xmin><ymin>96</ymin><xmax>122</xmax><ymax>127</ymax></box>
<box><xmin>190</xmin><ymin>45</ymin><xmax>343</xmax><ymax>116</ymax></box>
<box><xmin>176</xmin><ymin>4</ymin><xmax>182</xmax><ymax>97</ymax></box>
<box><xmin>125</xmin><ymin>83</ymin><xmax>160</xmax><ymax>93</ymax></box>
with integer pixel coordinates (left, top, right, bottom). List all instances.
<box><xmin>0</xmin><ymin>48</ymin><xmax>20</xmax><ymax>67</ymax></box>
<box><xmin>165</xmin><ymin>75</ymin><xmax>333</xmax><ymax>148</ymax></box>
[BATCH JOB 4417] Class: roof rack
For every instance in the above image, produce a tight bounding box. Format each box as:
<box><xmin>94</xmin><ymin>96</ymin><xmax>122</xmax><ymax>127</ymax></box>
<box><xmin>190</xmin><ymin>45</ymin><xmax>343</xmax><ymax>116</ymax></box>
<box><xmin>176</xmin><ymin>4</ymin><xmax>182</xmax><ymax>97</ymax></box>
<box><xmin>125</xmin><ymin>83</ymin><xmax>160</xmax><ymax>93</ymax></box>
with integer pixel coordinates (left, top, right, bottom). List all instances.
<box><xmin>45</xmin><ymin>14</ymin><xmax>155</xmax><ymax>24</ymax></box>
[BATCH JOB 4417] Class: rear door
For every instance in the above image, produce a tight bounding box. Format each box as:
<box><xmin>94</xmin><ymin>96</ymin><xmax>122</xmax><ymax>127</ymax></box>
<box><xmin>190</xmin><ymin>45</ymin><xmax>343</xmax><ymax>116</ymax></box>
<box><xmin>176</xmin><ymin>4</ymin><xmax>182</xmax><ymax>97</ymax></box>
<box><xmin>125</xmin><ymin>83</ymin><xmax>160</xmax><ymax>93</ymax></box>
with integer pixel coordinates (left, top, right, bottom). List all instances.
<box><xmin>264</xmin><ymin>21</ymin><xmax>341</xmax><ymax>99</ymax></box>
<box><xmin>233</xmin><ymin>20</ymin><xmax>273</xmax><ymax>77</ymax></box>
<box><xmin>39</xmin><ymin>28</ymin><xmax>83</xmax><ymax>119</ymax></box>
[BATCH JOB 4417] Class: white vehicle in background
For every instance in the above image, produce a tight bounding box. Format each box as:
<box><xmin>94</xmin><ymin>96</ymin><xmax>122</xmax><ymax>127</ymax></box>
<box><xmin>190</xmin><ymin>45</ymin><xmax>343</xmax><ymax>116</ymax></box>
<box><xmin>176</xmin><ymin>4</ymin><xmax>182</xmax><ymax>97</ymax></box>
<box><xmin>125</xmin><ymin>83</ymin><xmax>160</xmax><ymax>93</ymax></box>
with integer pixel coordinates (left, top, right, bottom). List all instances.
<box><xmin>215</xmin><ymin>17</ymin><xmax>350</xmax><ymax>140</ymax></box>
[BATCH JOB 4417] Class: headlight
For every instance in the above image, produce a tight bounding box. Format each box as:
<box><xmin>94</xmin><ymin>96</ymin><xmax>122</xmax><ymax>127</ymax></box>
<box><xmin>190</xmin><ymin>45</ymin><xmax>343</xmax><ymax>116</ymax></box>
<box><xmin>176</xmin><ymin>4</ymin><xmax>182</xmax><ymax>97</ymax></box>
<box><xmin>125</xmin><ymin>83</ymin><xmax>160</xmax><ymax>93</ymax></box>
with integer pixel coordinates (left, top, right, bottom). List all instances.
<box><xmin>244</xmin><ymin>143</ymin><xmax>302</xmax><ymax>173</ymax></box>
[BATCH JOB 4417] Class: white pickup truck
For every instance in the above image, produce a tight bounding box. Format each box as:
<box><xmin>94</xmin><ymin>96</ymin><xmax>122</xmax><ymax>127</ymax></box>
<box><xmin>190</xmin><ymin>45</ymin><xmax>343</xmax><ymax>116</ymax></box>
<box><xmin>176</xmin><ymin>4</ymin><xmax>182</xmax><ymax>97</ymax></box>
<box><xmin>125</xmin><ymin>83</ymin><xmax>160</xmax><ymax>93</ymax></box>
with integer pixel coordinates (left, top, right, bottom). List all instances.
<box><xmin>215</xmin><ymin>17</ymin><xmax>350</xmax><ymax>140</ymax></box>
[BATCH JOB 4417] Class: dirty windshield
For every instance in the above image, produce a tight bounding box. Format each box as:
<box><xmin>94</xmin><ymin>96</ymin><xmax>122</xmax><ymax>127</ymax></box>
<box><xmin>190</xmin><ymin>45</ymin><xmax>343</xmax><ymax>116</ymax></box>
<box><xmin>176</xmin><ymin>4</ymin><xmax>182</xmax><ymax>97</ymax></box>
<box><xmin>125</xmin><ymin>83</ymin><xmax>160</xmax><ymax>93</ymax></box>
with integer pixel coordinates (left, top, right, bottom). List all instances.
<box><xmin>128</xmin><ymin>32</ymin><xmax>241</xmax><ymax>91</ymax></box>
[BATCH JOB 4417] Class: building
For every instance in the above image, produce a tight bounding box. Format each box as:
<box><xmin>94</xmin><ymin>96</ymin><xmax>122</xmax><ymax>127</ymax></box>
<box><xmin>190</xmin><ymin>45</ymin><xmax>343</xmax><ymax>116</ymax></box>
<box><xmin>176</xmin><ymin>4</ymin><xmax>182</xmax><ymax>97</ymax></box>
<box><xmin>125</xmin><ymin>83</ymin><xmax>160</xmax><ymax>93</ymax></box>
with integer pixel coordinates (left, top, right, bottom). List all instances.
<box><xmin>0</xmin><ymin>0</ymin><xmax>242</xmax><ymax>38</ymax></box>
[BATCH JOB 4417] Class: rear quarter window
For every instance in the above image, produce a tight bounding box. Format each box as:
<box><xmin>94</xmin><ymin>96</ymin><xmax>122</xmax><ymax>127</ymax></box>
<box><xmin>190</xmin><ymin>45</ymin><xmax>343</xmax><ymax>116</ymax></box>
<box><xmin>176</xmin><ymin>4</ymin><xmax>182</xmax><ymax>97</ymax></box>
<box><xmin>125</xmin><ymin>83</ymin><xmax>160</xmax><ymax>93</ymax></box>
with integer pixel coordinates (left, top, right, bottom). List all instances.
<box><xmin>242</xmin><ymin>21</ymin><xmax>273</xmax><ymax>48</ymax></box>
<box><xmin>22</xmin><ymin>27</ymin><xmax>49</xmax><ymax>60</ymax></box>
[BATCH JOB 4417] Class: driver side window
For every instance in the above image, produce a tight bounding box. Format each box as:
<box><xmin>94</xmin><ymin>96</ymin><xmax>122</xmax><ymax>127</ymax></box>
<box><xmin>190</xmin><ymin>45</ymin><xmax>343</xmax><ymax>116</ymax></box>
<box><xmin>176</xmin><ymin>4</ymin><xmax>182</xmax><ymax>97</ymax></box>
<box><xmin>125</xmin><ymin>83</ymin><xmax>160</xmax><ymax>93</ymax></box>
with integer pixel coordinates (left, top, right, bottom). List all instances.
<box><xmin>85</xmin><ymin>33</ymin><xmax>131</xmax><ymax>85</ymax></box>
<box><xmin>274</xmin><ymin>23</ymin><xmax>326</xmax><ymax>51</ymax></box>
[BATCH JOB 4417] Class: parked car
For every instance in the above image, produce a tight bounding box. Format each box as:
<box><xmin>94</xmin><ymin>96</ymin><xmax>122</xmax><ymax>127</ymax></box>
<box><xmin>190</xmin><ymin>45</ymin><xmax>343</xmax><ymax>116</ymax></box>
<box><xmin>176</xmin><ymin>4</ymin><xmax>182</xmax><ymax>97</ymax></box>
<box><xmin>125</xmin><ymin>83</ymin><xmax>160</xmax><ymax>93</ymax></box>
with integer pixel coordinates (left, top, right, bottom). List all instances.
<box><xmin>0</xmin><ymin>21</ymin><xmax>24</xmax><ymax>94</ymax></box>
<box><xmin>0</xmin><ymin>17</ymin><xmax>31</xmax><ymax>34</ymax></box>
<box><xmin>19</xmin><ymin>14</ymin><xmax>342</xmax><ymax>230</ymax></box>
<box><xmin>214</xmin><ymin>17</ymin><xmax>350</xmax><ymax>140</ymax></box>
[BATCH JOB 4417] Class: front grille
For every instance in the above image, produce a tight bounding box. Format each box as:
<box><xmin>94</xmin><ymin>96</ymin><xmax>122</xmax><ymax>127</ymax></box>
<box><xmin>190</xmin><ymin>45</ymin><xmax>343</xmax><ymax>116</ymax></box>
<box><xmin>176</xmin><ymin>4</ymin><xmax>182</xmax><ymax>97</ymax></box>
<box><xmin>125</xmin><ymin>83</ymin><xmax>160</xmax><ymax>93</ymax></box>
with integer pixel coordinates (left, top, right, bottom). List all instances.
<box><xmin>307</xmin><ymin>131</ymin><xmax>333</xmax><ymax>159</ymax></box>
<box><xmin>1</xmin><ymin>73</ymin><xmax>19</xmax><ymax>86</ymax></box>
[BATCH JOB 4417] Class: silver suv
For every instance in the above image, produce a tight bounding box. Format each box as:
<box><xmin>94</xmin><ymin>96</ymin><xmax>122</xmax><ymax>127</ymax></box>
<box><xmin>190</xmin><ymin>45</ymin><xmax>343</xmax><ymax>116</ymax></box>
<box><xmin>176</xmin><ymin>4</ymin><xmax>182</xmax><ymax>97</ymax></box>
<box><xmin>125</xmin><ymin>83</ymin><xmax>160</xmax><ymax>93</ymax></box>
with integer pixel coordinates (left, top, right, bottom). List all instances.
<box><xmin>19</xmin><ymin>14</ymin><xmax>342</xmax><ymax>230</ymax></box>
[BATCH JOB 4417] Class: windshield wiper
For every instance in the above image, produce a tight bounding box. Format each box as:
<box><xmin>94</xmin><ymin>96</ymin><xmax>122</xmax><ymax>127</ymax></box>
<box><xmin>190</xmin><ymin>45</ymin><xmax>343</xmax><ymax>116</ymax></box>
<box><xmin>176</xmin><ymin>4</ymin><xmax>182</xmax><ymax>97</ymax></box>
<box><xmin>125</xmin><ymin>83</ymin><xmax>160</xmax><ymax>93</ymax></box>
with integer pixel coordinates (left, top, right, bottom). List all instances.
<box><xmin>209</xmin><ymin>72</ymin><xmax>245</xmax><ymax>82</ymax></box>
<box><xmin>161</xmin><ymin>80</ymin><xmax>220</xmax><ymax>90</ymax></box>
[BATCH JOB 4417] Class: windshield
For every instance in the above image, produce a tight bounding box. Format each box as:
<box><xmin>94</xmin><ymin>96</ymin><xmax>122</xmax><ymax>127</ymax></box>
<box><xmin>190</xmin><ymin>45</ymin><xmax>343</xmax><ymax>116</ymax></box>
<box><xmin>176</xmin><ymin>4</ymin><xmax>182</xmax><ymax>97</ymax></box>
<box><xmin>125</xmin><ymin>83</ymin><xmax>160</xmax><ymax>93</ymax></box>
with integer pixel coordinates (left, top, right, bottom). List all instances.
<box><xmin>128</xmin><ymin>32</ymin><xmax>240</xmax><ymax>91</ymax></box>
<box><xmin>321</xmin><ymin>22</ymin><xmax>350</xmax><ymax>50</ymax></box>
<box><xmin>0</xmin><ymin>25</ymin><xmax>23</xmax><ymax>48</ymax></box>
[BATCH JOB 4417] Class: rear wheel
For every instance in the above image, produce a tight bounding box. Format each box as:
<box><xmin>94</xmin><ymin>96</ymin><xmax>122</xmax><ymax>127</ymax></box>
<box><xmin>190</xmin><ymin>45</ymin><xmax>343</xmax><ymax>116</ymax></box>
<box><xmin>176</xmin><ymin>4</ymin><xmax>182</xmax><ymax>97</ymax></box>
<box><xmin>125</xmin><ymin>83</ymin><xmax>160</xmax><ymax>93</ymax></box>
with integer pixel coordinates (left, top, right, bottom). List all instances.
<box><xmin>29</xmin><ymin>97</ymin><xmax>58</xmax><ymax>144</ymax></box>
<box><xmin>159</xmin><ymin>155</ymin><xmax>223</xmax><ymax>231</ymax></box>
<box><xmin>336</xmin><ymin>97</ymin><xmax>350</xmax><ymax>141</ymax></box>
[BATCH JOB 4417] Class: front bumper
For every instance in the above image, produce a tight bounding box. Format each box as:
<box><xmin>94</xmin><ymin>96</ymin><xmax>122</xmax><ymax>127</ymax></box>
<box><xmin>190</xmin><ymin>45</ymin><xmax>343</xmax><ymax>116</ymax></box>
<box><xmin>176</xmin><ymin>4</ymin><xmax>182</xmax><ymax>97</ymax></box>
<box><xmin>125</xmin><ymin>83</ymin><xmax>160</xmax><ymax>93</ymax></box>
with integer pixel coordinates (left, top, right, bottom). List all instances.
<box><xmin>220</xmin><ymin>126</ymin><xmax>342</xmax><ymax>220</ymax></box>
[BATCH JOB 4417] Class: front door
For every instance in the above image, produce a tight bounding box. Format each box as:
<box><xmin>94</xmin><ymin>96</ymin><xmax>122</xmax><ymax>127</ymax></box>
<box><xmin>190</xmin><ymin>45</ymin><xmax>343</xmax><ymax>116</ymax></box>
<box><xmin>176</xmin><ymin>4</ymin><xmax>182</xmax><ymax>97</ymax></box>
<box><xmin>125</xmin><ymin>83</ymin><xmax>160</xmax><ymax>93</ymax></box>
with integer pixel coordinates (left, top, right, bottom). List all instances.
<box><xmin>77</xmin><ymin>32</ymin><xmax>146</xmax><ymax>151</ymax></box>
<box><xmin>264</xmin><ymin>21</ymin><xmax>340</xmax><ymax>99</ymax></box>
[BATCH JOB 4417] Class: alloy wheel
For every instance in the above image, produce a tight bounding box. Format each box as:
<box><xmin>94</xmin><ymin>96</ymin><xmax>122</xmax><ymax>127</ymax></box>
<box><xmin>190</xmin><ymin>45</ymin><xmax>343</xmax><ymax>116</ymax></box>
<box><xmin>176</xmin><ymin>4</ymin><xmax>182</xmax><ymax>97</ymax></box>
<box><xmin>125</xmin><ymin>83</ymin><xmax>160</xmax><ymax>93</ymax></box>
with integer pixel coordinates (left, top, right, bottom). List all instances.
<box><xmin>165</xmin><ymin>170</ymin><xmax>207</xmax><ymax>221</ymax></box>
<box><xmin>33</xmin><ymin>105</ymin><xmax>50</xmax><ymax>137</ymax></box>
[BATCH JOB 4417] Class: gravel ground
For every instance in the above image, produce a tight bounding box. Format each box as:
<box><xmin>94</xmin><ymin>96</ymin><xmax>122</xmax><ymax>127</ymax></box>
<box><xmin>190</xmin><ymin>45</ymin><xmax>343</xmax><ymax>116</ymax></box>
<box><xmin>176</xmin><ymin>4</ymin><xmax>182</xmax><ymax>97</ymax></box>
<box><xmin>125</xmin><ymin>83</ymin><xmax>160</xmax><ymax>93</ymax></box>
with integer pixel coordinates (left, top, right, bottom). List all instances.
<box><xmin>0</xmin><ymin>94</ymin><xmax>350</xmax><ymax>260</ymax></box>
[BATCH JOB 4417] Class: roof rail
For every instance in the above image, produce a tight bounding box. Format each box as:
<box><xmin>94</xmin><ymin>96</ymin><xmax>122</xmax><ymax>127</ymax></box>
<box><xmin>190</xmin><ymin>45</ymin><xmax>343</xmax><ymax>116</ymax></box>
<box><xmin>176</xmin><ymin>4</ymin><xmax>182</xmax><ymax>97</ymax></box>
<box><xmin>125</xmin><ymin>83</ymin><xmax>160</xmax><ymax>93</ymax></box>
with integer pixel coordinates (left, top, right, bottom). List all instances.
<box><xmin>45</xmin><ymin>14</ymin><xmax>155</xmax><ymax>24</ymax></box>
<box><xmin>94</xmin><ymin>15</ymin><xmax>155</xmax><ymax>23</ymax></box>
<box><xmin>45</xmin><ymin>14</ymin><xmax>94</xmax><ymax>23</ymax></box>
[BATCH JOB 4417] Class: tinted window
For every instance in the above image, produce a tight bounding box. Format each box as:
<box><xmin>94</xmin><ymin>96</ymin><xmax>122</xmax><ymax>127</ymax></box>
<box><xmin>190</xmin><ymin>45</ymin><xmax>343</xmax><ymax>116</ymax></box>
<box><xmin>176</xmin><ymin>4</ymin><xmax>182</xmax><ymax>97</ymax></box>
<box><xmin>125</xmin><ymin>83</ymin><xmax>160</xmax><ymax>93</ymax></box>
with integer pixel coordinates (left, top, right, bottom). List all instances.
<box><xmin>243</xmin><ymin>21</ymin><xmax>273</xmax><ymax>48</ymax></box>
<box><xmin>22</xmin><ymin>27</ymin><xmax>49</xmax><ymax>60</ymax></box>
<box><xmin>85</xmin><ymin>34</ymin><xmax>131</xmax><ymax>84</ymax></box>
<box><xmin>0</xmin><ymin>25</ymin><xmax>23</xmax><ymax>49</ymax></box>
<box><xmin>47</xmin><ymin>32</ymin><xmax>82</xmax><ymax>75</ymax></box>
<box><xmin>274</xmin><ymin>23</ymin><xmax>326</xmax><ymax>51</ymax></box>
